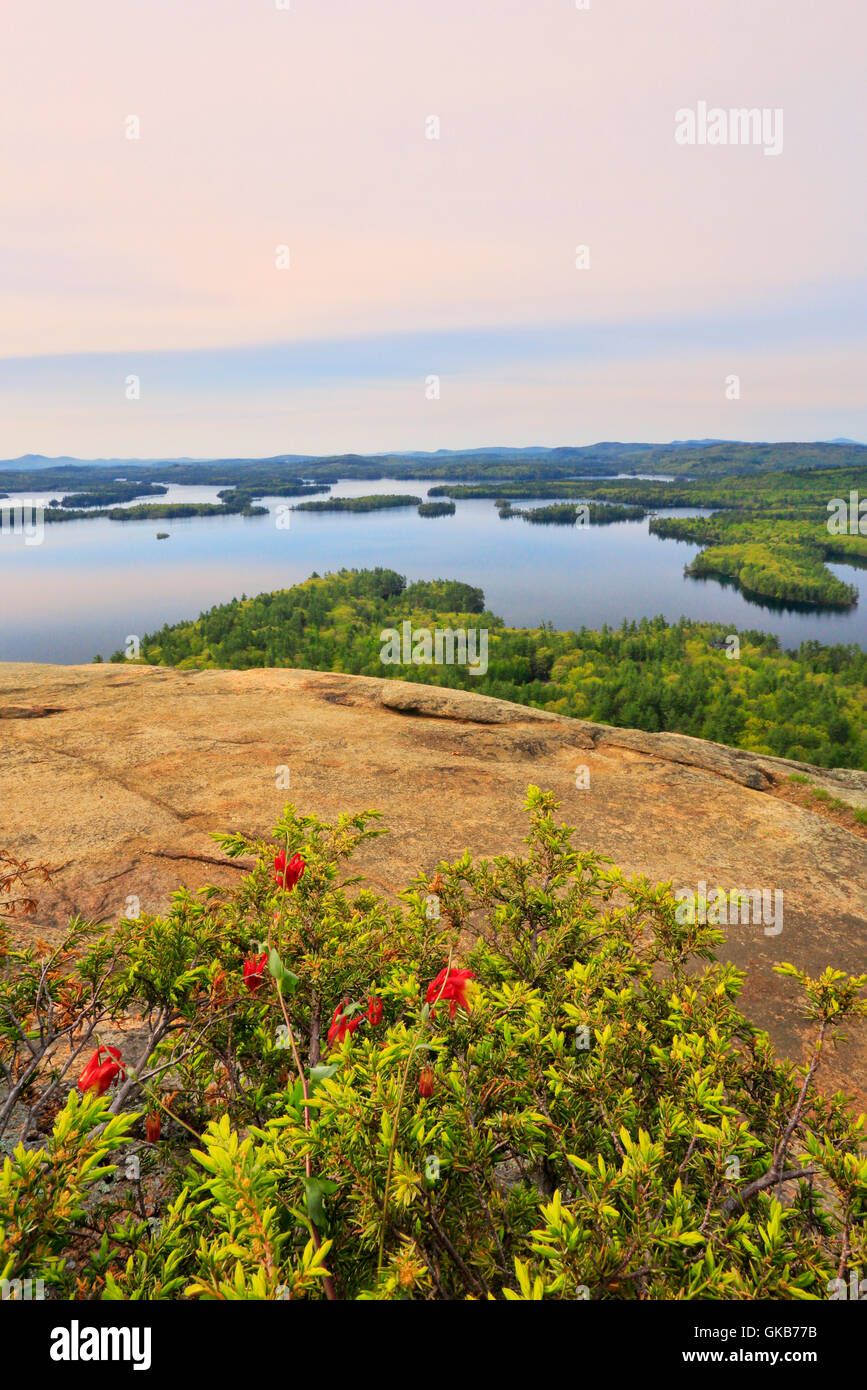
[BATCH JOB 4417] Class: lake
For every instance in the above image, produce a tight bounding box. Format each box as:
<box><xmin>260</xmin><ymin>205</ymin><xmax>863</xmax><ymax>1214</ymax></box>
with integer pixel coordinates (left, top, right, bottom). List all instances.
<box><xmin>1</xmin><ymin>478</ymin><xmax>865</xmax><ymax>663</ymax></box>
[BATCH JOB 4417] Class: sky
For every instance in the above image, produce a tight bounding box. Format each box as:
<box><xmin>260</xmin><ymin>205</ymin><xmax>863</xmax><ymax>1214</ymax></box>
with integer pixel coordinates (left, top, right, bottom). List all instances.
<box><xmin>0</xmin><ymin>0</ymin><xmax>865</xmax><ymax>457</ymax></box>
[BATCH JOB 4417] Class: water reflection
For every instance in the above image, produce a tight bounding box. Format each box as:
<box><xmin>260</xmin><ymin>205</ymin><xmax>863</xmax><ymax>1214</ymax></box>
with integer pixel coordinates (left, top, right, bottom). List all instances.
<box><xmin>0</xmin><ymin>479</ymin><xmax>863</xmax><ymax>663</ymax></box>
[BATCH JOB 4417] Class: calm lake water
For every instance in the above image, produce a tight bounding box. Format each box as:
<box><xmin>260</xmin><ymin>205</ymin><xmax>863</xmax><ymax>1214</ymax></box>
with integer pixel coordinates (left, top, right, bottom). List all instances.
<box><xmin>1</xmin><ymin>478</ymin><xmax>865</xmax><ymax>663</ymax></box>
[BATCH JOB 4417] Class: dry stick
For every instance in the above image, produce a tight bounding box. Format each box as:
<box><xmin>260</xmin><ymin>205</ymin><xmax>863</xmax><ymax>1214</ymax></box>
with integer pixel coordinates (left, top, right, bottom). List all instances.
<box><xmin>417</xmin><ymin>1243</ymin><xmax>449</xmax><ymax>1300</ymax></box>
<box><xmin>700</xmin><ymin>1178</ymin><xmax>722</xmax><ymax>1236</ymax></box>
<box><xmin>721</xmin><ymin>1021</ymin><xmax>827</xmax><ymax>1218</ymax></box>
<box><xmin>0</xmin><ymin>1000</ymin><xmax>39</xmax><ymax>1059</ymax></box>
<box><xmin>596</xmin><ymin>1092</ymin><xmax>627</xmax><ymax>1160</ymax></box>
<box><xmin>32</xmin><ymin>955</ymin><xmax>53</xmax><ymax>1045</ymax></box>
<box><xmin>153</xmin><ymin>1095</ymin><xmax>201</xmax><ymax>1141</ymax></box>
<box><xmin>0</xmin><ymin>963</ymin><xmax>119</xmax><ymax>1136</ymax></box>
<box><xmin>460</xmin><ymin>1057</ymin><xmax>509</xmax><ymax>1277</ymax></box>
<box><xmin>774</xmin><ymin>1022</ymin><xmax>827</xmax><ymax>1175</ymax></box>
<box><xmin>649</xmin><ymin>1133</ymin><xmax>699</xmax><ymax>1231</ymax></box>
<box><xmin>837</xmin><ymin>1217</ymin><xmax>852</xmax><ymax>1282</ymax></box>
<box><xmin>276</xmin><ymin>987</ymin><xmax>337</xmax><ymax>1302</ymax></box>
<box><xmin>720</xmin><ymin>1165</ymin><xmax>819</xmax><ymax>1218</ymax></box>
<box><xmin>533</xmin><ymin>1083</ymin><xmax>592</xmax><ymax>1204</ymax></box>
<box><xmin>425</xmin><ymin>1192</ymin><xmax>489</xmax><ymax>1298</ymax></box>
<box><xmin>376</xmin><ymin>949</ymin><xmax>453</xmax><ymax>1278</ymax></box>
<box><xmin>309</xmin><ymin>990</ymin><xmax>321</xmax><ymax>1069</ymax></box>
<box><xmin>152</xmin><ymin>849</ymin><xmax>254</xmax><ymax>872</ymax></box>
<box><xmin>274</xmin><ymin>846</ymin><xmax>337</xmax><ymax>1301</ymax></box>
<box><xmin>105</xmin><ymin>1001</ymin><xmax>240</xmax><ymax>1124</ymax></box>
<box><xmin>108</xmin><ymin>1009</ymin><xmax>174</xmax><ymax>1115</ymax></box>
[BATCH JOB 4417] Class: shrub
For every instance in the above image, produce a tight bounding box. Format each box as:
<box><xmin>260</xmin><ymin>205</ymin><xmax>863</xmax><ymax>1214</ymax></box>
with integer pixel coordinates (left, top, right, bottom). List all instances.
<box><xmin>1</xmin><ymin>790</ymin><xmax>864</xmax><ymax>1300</ymax></box>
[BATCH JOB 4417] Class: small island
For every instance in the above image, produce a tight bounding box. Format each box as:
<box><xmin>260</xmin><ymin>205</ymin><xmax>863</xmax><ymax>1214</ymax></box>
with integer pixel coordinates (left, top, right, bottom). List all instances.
<box><xmin>292</xmin><ymin>494</ymin><xmax>423</xmax><ymax>513</ymax></box>
<box><xmin>38</xmin><ymin>498</ymin><xmax>269</xmax><ymax>525</ymax></box>
<box><xmin>60</xmin><ymin>482</ymin><xmax>169</xmax><ymax>508</ymax></box>
<box><xmin>498</xmin><ymin>500</ymin><xmax>647</xmax><ymax>525</ymax></box>
<box><xmin>417</xmin><ymin>500</ymin><xmax>456</xmax><ymax>518</ymax></box>
<box><xmin>217</xmin><ymin>482</ymin><xmax>330</xmax><ymax>503</ymax></box>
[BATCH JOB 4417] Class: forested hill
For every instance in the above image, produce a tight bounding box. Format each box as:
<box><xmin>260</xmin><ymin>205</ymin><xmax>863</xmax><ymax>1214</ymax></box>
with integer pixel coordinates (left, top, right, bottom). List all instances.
<box><xmin>110</xmin><ymin>568</ymin><xmax>867</xmax><ymax>769</ymax></box>
<box><xmin>2</xmin><ymin>440</ymin><xmax>864</xmax><ymax>492</ymax></box>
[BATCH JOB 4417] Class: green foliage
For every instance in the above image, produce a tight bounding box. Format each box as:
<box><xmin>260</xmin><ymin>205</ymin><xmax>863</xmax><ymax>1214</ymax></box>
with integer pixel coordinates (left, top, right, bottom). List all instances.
<box><xmin>1</xmin><ymin>793</ymin><xmax>864</xmax><ymax>1300</ymax></box>
<box><xmin>60</xmin><ymin>483</ymin><xmax>168</xmax><ymax>508</ymax></box>
<box><xmin>292</xmin><ymin>494</ymin><xmax>422</xmax><ymax>512</ymax></box>
<box><xmin>433</xmin><ymin>463</ymin><xmax>867</xmax><ymax>507</ymax></box>
<box><xmin>651</xmin><ymin>514</ymin><xmax>864</xmax><ymax>609</ymax></box>
<box><xmin>518</xmin><ymin>503</ymin><xmax>647</xmax><ymax>525</ymax></box>
<box><xmin>0</xmin><ymin>1093</ymin><xmax>137</xmax><ymax>1290</ymax></box>
<box><xmin>217</xmin><ymin>482</ymin><xmax>330</xmax><ymax>502</ymax></box>
<box><xmin>41</xmin><ymin>499</ymin><xmax>269</xmax><ymax>524</ymax></box>
<box><xmin>417</xmin><ymin>501</ymin><xmax>456</xmax><ymax>517</ymax></box>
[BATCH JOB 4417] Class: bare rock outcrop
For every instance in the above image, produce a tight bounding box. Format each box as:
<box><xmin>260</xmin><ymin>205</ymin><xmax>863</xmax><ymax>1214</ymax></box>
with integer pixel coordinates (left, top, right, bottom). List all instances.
<box><xmin>2</xmin><ymin>661</ymin><xmax>865</xmax><ymax>1103</ymax></box>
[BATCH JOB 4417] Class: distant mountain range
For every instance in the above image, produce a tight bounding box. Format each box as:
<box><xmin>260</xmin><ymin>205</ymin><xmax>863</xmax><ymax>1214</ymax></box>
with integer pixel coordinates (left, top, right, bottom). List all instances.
<box><xmin>1</xmin><ymin>440</ymin><xmax>862</xmax><ymax>472</ymax></box>
<box><xmin>0</xmin><ymin>453</ymin><xmax>314</xmax><ymax>470</ymax></box>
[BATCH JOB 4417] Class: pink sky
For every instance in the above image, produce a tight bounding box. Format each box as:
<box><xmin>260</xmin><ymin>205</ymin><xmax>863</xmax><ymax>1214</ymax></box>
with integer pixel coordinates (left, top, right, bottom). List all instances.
<box><xmin>0</xmin><ymin>0</ymin><xmax>864</xmax><ymax>454</ymax></box>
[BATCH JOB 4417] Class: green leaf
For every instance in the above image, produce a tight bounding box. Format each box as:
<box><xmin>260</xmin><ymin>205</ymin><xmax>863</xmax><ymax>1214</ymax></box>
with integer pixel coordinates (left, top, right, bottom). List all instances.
<box><xmin>309</xmin><ymin>1064</ymin><xmax>339</xmax><ymax>1084</ymax></box>
<box><xmin>304</xmin><ymin>1176</ymin><xmax>339</xmax><ymax>1228</ymax></box>
<box><xmin>267</xmin><ymin>947</ymin><xmax>299</xmax><ymax>994</ymax></box>
<box><xmin>277</xmin><ymin>968</ymin><xmax>299</xmax><ymax>995</ymax></box>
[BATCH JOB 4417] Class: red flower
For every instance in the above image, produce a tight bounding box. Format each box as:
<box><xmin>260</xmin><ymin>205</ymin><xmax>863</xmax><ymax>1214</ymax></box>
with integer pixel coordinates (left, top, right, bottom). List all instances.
<box><xmin>418</xmin><ymin>1066</ymin><xmax>435</xmax><ymax>1098</ymax></box>
<box><xmin>274</xmin><ymin>851</ymin><xmax>306</xmax><ymax>891</ymax></box>
<box><xmin>145</xmin><ymin>1112</ymin><xmax>161</xmax><ymax>1143</ymax></box>
<box><xmin>366</xmin><ymin>995</ymin><xmax>383</xmax><ymax>1027</ymax></box>
<box><xmin>327</xmin><ymin>1000</ymin><xmax>363</xmax><ymax>1047</ymax></box>
<box><xmin>77</xmin><ymin>1046</ymin><xmax>124</xmax><ymax>1096</ymax></box>
<box><xmin>426</xmin><ymin>967</ymin><xmax>475</xmax><ymax>1020</ymax></box>
<box><xmin>243</xmin><ymin>951</ymin><xmax>268</xmax><ymax>995</ymax></box>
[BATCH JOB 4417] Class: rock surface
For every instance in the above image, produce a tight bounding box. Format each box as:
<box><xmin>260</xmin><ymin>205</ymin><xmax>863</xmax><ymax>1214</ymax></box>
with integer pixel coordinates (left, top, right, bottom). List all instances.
<box><xmin>2</xmin><ymin>661</ymin><xmax>865</xmax><ymax>1104</ymax></box>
